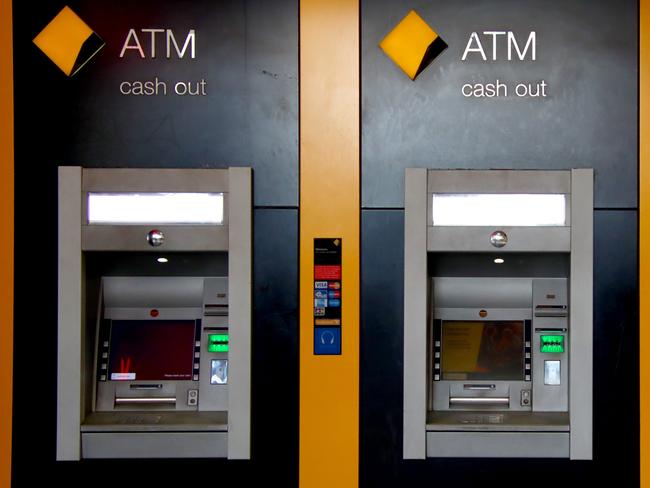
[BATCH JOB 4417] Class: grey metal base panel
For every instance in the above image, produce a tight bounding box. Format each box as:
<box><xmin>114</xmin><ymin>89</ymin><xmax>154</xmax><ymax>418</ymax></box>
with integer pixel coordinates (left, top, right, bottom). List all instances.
<box><xmin>426</xmin><ymin>432</ymin><xmax>569</xmax><ymax>458</ymax></box>
<box><xmin>81</xmin><ymin>411</ymin><xmax>228</xmax><ymax>432</ymax></box>
<box><xmin>426</xmin><ymin>411</ymin><xmax>569</xmax><ymax>432</ymax></box>
<box><xmin>82</xmin><ymin>432</ymin><xmax>228</xmax><ymax>458</ymax></box>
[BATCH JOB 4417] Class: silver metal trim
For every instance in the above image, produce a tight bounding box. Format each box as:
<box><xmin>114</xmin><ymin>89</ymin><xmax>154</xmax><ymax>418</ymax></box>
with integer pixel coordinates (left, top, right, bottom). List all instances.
<box><xmin>82</xmin><ymin>168</ymin><xmax>230</xmax><ymax>193</ymax></box>
<box><xmin>426</xmin><ymin>170</ymin><xmax>571</xmax><ymax>194</ymax></box>
<box><xmin>569</xmin><ymin>169</ymin><xmax>593</xmax><ymax>460</ymax></box>
<box><xmin>427</xmin><ymin>226</ymin><xmax>570</xmax><ymax>252</ymax></box>
<box><xmin>57</xmin><ymin>167</ymin><xmax>83</xmax><ymax>461</ymax></box>
<box><xmin>435</xmin><ymin>308</ymin><xmax>532</xmax><ymax>321</ymax></box>
<box><xmin>226</xmin><ymin>167</ymin><xmax>252</xmax><ymax>460</ymax></box>
<box><xmin>82</xmin><ymin>225</ymin><xmax>229</xmax><ymax>251</ymax></box>
<box><xmin>403</xmin><ymin>168</ymin><xmax>428</xmax><ymax>459</ymax></box>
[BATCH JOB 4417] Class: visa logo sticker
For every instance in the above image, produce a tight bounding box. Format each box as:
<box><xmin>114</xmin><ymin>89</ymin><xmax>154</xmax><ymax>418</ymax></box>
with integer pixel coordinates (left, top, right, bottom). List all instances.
<box><xmin>315</xmin><ymin>281</ymin><xmax>328</xmax><ymax>289</ymax></box>
<box><xmin>315</xmin><ymin>290</ymin><xmax>328</xmax><ymax>299</ymax></box>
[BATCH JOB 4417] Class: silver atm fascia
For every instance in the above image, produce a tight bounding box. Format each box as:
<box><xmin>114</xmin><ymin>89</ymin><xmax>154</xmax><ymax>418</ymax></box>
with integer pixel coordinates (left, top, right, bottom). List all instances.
<box><xmin>57</xmin><ymin>167</ymin><xmax>252</xmax><ymax>461</ymax></box>
<box><xmin>94</xmin><ymin>276</ymin><xmax>229</xmax><ymax>414</ymax></box>
<box><xmin>403</xmin><ymin>169</ymin><xmax>593</xmax><ymax>460</ymax></box>
<box><xmin>430</xmin><ymin>277</ymin><xmax>568</xmax><ymax>414</ymax></box>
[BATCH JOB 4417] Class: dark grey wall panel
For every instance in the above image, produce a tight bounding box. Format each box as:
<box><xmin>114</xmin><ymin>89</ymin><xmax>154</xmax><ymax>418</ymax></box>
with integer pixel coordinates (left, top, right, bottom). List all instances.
<box><xmin>592</xmin><ymin>210</ymin><xmax>639</xmax><ymax>468</ymax></box>
<box><xmin>13</xmin><ymin>0</ymin><xmax>298</xmax><ymax>484</ymax></box>
<box><xmin>362</xmin><ymin>0</ymin><xmax>637</xmax><ymax>208</ymax></box>
<box><xmin>23</xmin><ymin>0</ymin><xmax>298</xmax><ymax>206</ymax></box>
<box><xmin>250</xmin><ymin>208</ymin><xmax>299</xmax><ymax>484</ymax></box>
<box><xmin>360</xmin><ymin>209</ymin><xmax>638</xmax><ymax>487</ymax></box>
<box><xmin>12</xmin><ymin>207</ymin><xmax>299</xmax><ymax>486</ymax></box>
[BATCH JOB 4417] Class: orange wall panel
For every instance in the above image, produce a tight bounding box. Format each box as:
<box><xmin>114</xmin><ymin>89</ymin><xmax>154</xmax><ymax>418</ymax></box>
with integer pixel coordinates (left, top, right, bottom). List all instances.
<box><xmin>642</xmin><ymin>0</ymin><xmax>650</xmax><ymax>486</ymax></box>
<box><xmin>299</xmin><ymin>1</ymin><xmax>360</xmax><ymax>487</ymax></box>
<box><xmin>0</xmin><ymin>0</ymin><xmax>14</xmax><ymax>485</ymax></box>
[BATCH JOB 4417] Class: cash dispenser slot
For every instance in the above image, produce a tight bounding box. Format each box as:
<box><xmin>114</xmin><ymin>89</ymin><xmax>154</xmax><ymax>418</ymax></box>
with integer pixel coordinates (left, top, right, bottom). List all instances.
<box><xmin>129</xmin><ymin>384</ymin><xmax>163</xmax><ymax>390</ymax></box>
<box><xmin>451</xmin><ymin>384</ymin><xmax>508</xmax><ymax>407</ymax></box>
<box><xmin>449</xmin><ymin>397</ymin><xmax>510</xmax><ymax>407</ymax></box>
<box><xmin>115</xmin><ymin>397</ymin><xmax>177</xmax><ymax>406</ymax></box>
<box><xmin>464</xmin><ymin>384</ymin><xmax>495</xmax><ymax>390</ymax></box>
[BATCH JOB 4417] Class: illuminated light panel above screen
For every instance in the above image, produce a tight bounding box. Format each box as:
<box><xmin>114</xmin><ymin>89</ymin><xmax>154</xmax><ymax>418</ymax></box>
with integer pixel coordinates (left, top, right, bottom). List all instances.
<box><xmin>431</xmin><ymin>193</ymin><xmax>566</xmax><ymax>227</ymax></box>
<box><xmin>87</xmin><ymin>192</ymin><xmax>224</xmax><ymax>225</ymax></box>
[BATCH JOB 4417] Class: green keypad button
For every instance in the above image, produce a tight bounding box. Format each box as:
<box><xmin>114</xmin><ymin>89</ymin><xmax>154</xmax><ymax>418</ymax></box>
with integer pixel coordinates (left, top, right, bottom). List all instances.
<box><xmin>540</xmin><ymin>335</ymin><xmax>564</xmax><ymax>353</ymax></box>
<box><xmin>208</xmin><ymin>333</ymin><xmax>229</xmax><ymax>353</ymax></box>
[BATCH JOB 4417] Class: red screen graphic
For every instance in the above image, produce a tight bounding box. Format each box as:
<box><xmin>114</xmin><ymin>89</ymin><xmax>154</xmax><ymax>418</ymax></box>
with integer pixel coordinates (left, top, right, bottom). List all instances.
<box><xmin>108</xmin><ymin>320</ymin><xmax>196</xmax><ymax>381</ymax></box>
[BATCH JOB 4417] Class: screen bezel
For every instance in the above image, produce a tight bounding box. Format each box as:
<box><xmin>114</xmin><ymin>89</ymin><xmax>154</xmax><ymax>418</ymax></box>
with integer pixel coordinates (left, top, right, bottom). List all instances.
<box><xmin>439</xmin><ymin>319</ymin><xmax>526</xmax><ymax>381</ymax></box>
<box><xmin>107</xmin><ymin>319</ymin><xmax>198</xmax><ymax>382</ymax></box>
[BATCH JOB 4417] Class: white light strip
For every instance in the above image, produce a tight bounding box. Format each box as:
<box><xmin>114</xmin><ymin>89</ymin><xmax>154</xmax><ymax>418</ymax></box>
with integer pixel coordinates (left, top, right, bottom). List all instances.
<box><xmin>88</xmin><ymin>192</ymin><xmax>224</xmax><ymax>225</ymax></box>
<box><xmin>432</xmin><ymin>194</ymin><xmax>566</xmax><ymax>227</ymax></box>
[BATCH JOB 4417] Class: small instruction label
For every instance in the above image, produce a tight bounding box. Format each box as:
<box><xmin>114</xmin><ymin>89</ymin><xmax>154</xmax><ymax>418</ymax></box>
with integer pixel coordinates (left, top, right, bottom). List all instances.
<box><xmin>314</xmin><ymin>238</ymin><xmax>342</xmax><ymax>355</ymax></box>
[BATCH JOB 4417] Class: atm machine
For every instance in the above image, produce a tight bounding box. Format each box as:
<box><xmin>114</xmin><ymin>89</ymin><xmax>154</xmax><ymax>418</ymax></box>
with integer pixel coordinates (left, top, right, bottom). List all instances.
<box><xmin>403</xmin><ymin>169</ymin><xmax>593</xmax><ymax>459</ymax></box>
<box><xmin>57</xmin><ymin>167</ymin><xmax>251</xmax><ymax>460</ymax></box>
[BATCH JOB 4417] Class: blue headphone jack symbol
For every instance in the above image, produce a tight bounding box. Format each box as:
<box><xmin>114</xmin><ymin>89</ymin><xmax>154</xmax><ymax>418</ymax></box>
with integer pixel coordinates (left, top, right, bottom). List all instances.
<box><xmin>321</xmin><ymin>330</ymin><xmax>335</xmax><ymax>345</ymax></box>
<box><xmin>314</xmin><ymin>327</ymin><xmax>340</xmax><ymax>355</ymax></box>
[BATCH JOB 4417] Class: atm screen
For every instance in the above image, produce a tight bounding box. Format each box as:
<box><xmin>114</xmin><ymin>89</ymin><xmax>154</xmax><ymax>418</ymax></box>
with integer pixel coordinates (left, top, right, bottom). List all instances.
<box><xmin>108</xmin><ymin>320</ymin><xmax>196</xmax><ymax>381</ymax></box>
<box><xmin>441</xmin><ymin>321</ymin><xmax>524</xmax><ymax>381</ymax></box>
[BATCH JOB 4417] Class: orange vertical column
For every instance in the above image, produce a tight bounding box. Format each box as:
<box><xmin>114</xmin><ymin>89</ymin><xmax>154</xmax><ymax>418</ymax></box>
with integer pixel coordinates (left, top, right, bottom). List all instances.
<box><xmin>641</xmin><ymin>1</ymin><xmax>650</xmax><ymax>486</ymax></box>
<box><xmin>0</xmin><ymin>0</ymin><xmax>14</xmax><ymax>486</ymax></box>
<box><xmin>299</xmin><ymin>1</ymin><xmax>360</xmax><ymax>488</ymax></box>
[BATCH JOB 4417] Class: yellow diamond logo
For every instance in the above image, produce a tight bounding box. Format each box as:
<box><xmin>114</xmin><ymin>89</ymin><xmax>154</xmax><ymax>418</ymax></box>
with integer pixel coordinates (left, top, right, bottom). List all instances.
<box><xmin>379</xmin><ymin>10</ymin><xmax>447</xmax><ymax>81</ymax></box>
<box><xmin>33</xmin><ymin>6</ymin><xmax>105</xmax><ymax>77</ymax></box>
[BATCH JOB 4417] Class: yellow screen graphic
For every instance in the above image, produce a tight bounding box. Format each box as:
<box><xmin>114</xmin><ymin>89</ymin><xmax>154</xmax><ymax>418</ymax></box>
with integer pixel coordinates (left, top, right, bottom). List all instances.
<box><xmin>441</xmin><ymin>321</ymin><xmax>524</xmax><ymax>381</ymax></box>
